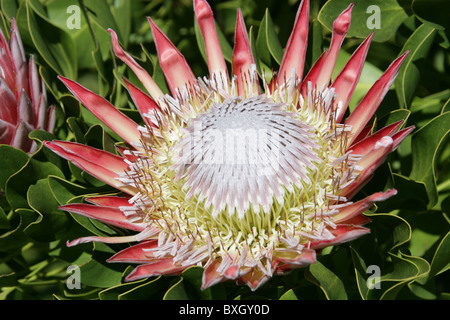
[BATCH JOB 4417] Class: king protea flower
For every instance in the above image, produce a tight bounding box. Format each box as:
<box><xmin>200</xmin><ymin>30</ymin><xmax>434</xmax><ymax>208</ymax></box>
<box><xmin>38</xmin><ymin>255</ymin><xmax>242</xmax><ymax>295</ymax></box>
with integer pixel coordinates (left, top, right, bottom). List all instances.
<box><xmin>0</xmin><ymin>18</ymin><xmax>55</xmax><ymax>153</ymax></box>
<box><xmin>45</xmin><ymin>0</ymin><xmax>414</xmax><ymax>291</ymax></box>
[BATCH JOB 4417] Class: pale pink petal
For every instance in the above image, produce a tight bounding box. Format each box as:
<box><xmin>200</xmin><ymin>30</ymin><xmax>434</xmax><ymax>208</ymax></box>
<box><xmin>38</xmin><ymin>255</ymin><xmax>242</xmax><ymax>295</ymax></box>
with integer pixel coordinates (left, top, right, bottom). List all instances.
<box><xmin>315</xmin><ymin>4</ymin><xmax>353</xmax><ymax>90</ymax></box>
<box><xmin>194</xmin><ymin>0</ymin><xmax>228</xmax><ymax>77</ymax></box>
<box><xmin>107</xmin><ymin>240</ymin><xmax>158</xmax><ymax>263</ymax></box>
<box><xmin>66</xmin><ymin>227</ymin><xmax>158</xmax><ymax>247</ymax></box>
<box><xmin>58</xmin><ymin>76</ymin><xmax>141</xmax><ymax>146</ymax></box>
<box><xmin>348</xmin><ymin>120</ymin><xmax>404</xmax><ymax>155</ymax></box>
<box><xmin>237</xmin><ymin>267</ymin><xmax>271</xmax><ymax>291</ymax></box>
<box><xmin>232</xmin><ymin>9</ymin><xmax>257</xmax><ymax>97</ymax></box>
<box><xmin>345</xmin><ymin>52</ymin><xmax>409</xmax><ymax>145</ymax></box>
<box><xmin>148</xmin><ymin>18</ymin><xmax>197</xmax><ymax>96</ymax></box>
<box><xmin>123</xmin><ymin>77</ymin><xmax>161</xmax><ymax>128</ymax></box>
<box><xmin>273</xmin><ymin>247</ymin><xmax>316</xmax><ymax>267</ymax></box>
<box><xmin>392</xmin><ymin>125</ymin><xmax>415</xmax><ymax>150</ymax></box>
<box><xmin>85</xmin><ymin>196</ymin><xmax>132</xmax><ymax>208</ymax></box>
<box><xmin>342</xmin><ymin>136</ymin><xmax>394</xmax><ymax>198</ymax></box>
<box><xmin>333</xmin><ymin>189</ymin><xmax>397</xmax><ymax>224</ymax></box>
<box><xmin>125</xmin><ymin>259</ymin><xmax>187</xmax><ymax>282</ymax></box>
<box><xmin>0</xmin><ymin>79</ymin><xmax>17</xmax><ymax>123</ymax></box>
<box><xmin>59</xmin><ymin>203</ymin><xmax>145</xmax><ymax>232</ymax></box>
<box><xmin>108</xmin><ymin>29</ymin><xmax>164</xmax><ymax>101</ymax></box>
<box><xmin>10</xmin><ymin>18</ymin><xmax>29</xmax><ymax>100</ymax></box>
<box><xmin>332</xmin><ymin>33</ymin><xmax>373</xmax><ymax>122</ymax></box>
<box><xmin>0</xmin><ymin>119</ymin><xmax>15</xmax><ymax>144</ymax></box>
<box><xmin>309</xmin><ymin>225</ymin><xmax>370</xmax><ymax>249</ymax></box>
<box><xmin>276</xmin><ymin>0</ymin><xmax>309</xmax><ymax>85</ymax></box>
<box><xmin>201</xmin><ymin>259</ymin><xmax>225</xmax><ymax>290</ymax></box>
<box><xmin>44</xmin><ymin>140</ymin><xmax>137</xmax><ymax>194</ymax></box>
<box><xmin>300</xmin><ymin>50</ymin><xmax>327</xmax><ymax>97</ymax></box>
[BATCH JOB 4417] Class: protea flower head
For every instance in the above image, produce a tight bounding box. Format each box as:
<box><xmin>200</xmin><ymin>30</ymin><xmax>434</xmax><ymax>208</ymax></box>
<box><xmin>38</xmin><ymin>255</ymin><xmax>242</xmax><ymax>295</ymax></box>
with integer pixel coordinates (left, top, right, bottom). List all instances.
<box><xmin>0</xmin><ymin>18</ymin><xmax>55</xmax><ymax>153</ymax></box>
<box><xmin>45</xmin><ymin>0</ymin><xmax>414</xmax><ymax>291</ymax></box>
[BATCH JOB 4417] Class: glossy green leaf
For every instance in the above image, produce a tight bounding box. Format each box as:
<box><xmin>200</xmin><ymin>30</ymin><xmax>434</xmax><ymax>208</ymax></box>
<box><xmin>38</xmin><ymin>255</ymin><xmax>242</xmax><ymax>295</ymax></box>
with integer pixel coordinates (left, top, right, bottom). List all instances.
<box><xmin>410</xmin><ymin>112</ymin><xmax>450</xmax><ymax>208</ymax></box>
<box><xmin>318</xmin><ymin>0</ymin><xmax>407</xmax><ymax>42</ymax></box>
<box><xmin>306</xmin><ymin>260</ymin><xmax>348</xmax><ymax>300</ymax></box>
<box><xmin>117</xmin><ymin>276</ymin><xmax>174</xmax><ymax>300</ymax></box>
<box><xmin>279</xmin><ymin>289</ymin><xmax>299</xmax><ymax>300</ymax></box>
<box><xmin>412</xmin><ymin>0</ymin><xmax>450</xmax><ymax>34</ymax></box>
<box><xmin>256</xmin><ymin>9</ymin><xmax>283</xmax><ymax>66</ymax></box>
<box><xmin>0</xmin><ymin>146</ymin><xmax>29</xmax><ymax>191</ymax></box>
<box><xmin>79</xmin><ymin>242</ymin><xmax>125</xmax><ymax>288</ymax></box>
<box><xmin>395</xmin><ymin>23</ymin><xmax>437</xmax><ymax>108</ymax></box>
<box><xmin>5</xmin><ymin>153</ymin><xmax>64</xmax><ymax>210</ymax></box>
<box><xmin>429</xmin><ymin>231</ymin><xmax>450</xmax><ymax>278</ymax></box>
<box><xmin>0</xmin><ymin>207</ymin><xmax>10</xmax><ymax>229</ymax></box>
<box><xmin>0</xmin><ymin>208</ymin><xmax>38</xmax><ymax>252</ymax></box>
<box><xmin>26</xmin><ymin>178</ymin><xmax>71</xmax><ymax>242</ymax></box>
<box><xmin>26</xmin><ymin>0</ymin><xmax>77</xmax><ymax>78</ymax></box>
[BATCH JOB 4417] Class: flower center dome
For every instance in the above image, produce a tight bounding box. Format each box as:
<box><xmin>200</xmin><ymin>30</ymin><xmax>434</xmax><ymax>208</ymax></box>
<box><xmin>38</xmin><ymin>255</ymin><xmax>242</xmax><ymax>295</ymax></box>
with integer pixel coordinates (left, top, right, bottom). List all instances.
<box><xmin>171</xmin><ymin>96</ymin><xmax>322</xmax><ymax>219</ymax></box>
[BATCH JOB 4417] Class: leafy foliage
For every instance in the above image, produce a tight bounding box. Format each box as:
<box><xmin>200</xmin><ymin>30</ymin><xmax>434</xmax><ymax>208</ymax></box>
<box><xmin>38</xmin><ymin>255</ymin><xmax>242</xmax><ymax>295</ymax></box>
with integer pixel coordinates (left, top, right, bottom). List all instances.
<box><xmin>0</xmin><ymin>0</ymin><xmax>449</xmax><ymax>300</ymax></box>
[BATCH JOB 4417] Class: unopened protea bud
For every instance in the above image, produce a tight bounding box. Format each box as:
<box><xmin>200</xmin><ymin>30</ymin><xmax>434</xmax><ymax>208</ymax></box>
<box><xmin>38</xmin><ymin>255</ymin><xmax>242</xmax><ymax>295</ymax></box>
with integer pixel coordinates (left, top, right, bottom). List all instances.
<box><xmin>0</xmin><ymin>18</ymin><xmax>55</xmax><ymax>153</ymax></box>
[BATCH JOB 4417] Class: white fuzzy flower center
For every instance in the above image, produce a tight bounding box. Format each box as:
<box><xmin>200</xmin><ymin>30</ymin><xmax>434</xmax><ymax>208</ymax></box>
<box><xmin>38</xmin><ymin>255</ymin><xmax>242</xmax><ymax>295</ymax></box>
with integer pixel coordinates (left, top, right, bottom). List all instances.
<box><xmin>172</xmin><ymin>96</ymin><xmax>322</xmax><ymax>219</ymax></box>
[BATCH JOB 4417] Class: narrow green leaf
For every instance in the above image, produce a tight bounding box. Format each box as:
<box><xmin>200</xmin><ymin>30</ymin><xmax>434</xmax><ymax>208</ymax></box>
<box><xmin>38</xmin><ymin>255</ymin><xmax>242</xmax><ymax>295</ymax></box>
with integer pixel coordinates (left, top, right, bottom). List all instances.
<box><xmin>26</xmin><ymin>178</ymin><xmax>71</xmax><ymax>242</ymax></box>
<box><xmin>79</xmin><ymin>242</ymin><xmax>125</xmax><ymax>288</ymax></box>
<box><xmin>395</xmin><ymin>23</ymin><xmax>437</xmax><ymax>108</ymax></box>
<box><xmin>0</xmin><ymin>145</ymin><xmax>29</xmax><ymax>191</ymax></box>
<box><xmin>306</xmin><ymin>260</ymin><xmax>348</xmax><ymax>300</ymax></box>
<box><xmin>26</xmin><ymin>0</ymin><xmax>77</xmax><ymax>78</ymax></box>
<box><xmin>279</xmin><ymin>289</ymin><xmax>299</xmax><ymax>300</ymax></box>
<box><xmin>118</xmin><ymin>276</ymin><xmax>173</xmax><ymax>300</ymax></box>
<box><xmin>163</xmin><ymin>277</ymin><xmax>189</xmax><ymax>300</ymax></box>
<box><xmin>410</xmin><ymin>112</ymin><xmax>450</xmax><ymax>208</ymax></box>
<box><xmin>256</xmin><ymin>9</ymin><xmax>283</xmax><ymax>67</ymax></box>
<box><xmin>429</xmin><ymin>231</ymin><xmax>450</xmax><ymax>278</ymax></box>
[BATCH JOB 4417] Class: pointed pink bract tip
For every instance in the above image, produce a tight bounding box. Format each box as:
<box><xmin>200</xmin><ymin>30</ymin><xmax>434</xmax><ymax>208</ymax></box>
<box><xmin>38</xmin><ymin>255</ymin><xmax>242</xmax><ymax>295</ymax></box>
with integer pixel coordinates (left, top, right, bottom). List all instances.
<box><xmin>333</xmin><ymin>3</ymin><xmax>353</xmax><ymax>35</ymax></box>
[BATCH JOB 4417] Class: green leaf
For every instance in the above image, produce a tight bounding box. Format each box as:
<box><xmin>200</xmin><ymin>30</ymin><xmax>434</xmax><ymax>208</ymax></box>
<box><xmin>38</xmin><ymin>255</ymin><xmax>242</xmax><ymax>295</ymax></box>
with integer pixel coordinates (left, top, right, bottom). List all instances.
<box><xmin>117</xmin><ymin>276</ymin><xmax>174</xmax><ymax>300</ymax></box>
<box><xmin>48</xmin><ymin>176</ymin><xmax>89</xmax><ymax>205</ymax></box>
<box><xmin>163</xmin><ymin>277</ymin><xmax>189</xmax><ymax>300</ymax></box>
<box><xmin>389</xmin><ymin>173</ymin><xmax>429</xmax><ymax>211</ymax></box>
<box><xmin>366</xmin><ymin>213</ymin><xmax>412</xmax><ymax>252</ymax></box>
<box><xmin>279</xmin><ymin>289</ymin><xmax>299</xmax><ymax>300</ymax></box>
<box><xmin>256</xmin><ymin>9</ymin><xmax>283</xmax><ymax>66</ymax></box>
<box><xmin>79</xmin><ymin>242</ymin><xmax>125</xmax><ymax>288</ymax></box>
<box><xmin>410</xmin><ymin>112</ymin><xmax>450</xmax><ymax>208</ymax></box>
<box><xmin>318</xmin><ymin>0</ymin><xmax>408</xmax><ymax>42</ymax></box>
<box><xmin>395</xmin><ymin>23</ymin><xmax>437</xmax><ymax>108</ymax></box>
<box><xmin>0</xmin><ymin>209</ymin><xmax>38</xmax><ymax>252</ymax></box>
<box><xmin>350</xmin><ymin>246</ymin><xmax>371</xmax><ymax>299</ymax></box>
<box><xmin>429</xmin><ymin>231</ymin><xmax>450</xmax><ymax>278</ymax></box>
<box><xmin>0</xmin><ymin>146</ymin><xmax>29</xmax><ymax>191</ymax></box>
<box><xmin>5</xmin><ymin>153</ymin><xmax>64</xmax><ymax>210</ymax></box>
<box><xmin>412</xmin><ymin>0</ymin><xmax>450</xmax><ymax>35</ymax></box>
<box><xmin>82</xmin><ymin>0</ymin><xmax>122</xmax><ymax>41</ymax></box>
<box><xmin>306</xmin><ymin>260</ymin><xmax>348</xmax><ymax>300</ymax></box>
<box><xmin>378</xmin><ymin>252</ymin><xmax>430</xmax><ymax>300</ymax></box>
<box><xmin>0</xmin><ymin>207</ymin><xmax>10</xmax><ymax>230</ymax></box>
<box><xmin>26</xmin><ymin>178</ymin><xmax>72</xmax><ymax>242</ymax></box>
<box><xmin>26</xmin><ymin>0</ymin><xmax>77</xmax><ymax>78</ymax></box>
